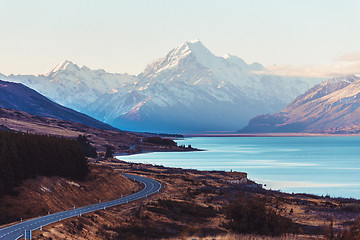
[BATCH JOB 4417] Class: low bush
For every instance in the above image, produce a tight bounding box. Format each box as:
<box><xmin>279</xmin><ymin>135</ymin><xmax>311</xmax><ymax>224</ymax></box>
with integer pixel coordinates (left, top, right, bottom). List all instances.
<box><xmin>223</xmin><ymin>193</ymin><xmax>294</xmax><ymax>236</ymax></box>
<box><xmin>102</xmin><ymin>222</ymin><xmax>181</xmax><ymax>240</ymax></box>
<box><xmin>324</xmin><ymin>218</ymin><xmax>360</xmax><ymax>240</ymax></box>
<box><xmin>147</xmin><ymin>199</ymin><xmax>217</xmax><ymax>223</ymax></box>
<box><xmin>340</xmin><ymin>203</ymin><xmax>360</xmax><ymax>213</ymax></box>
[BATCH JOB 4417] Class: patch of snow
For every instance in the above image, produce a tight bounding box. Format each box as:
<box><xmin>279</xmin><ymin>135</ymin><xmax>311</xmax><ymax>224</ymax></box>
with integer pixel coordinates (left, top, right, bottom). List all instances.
<box><xmin>188</xmin><ymin>39</ymin><xmax>200</xmax><ymax>43</ymax></box>
<box><xmin>39</xmin><ymin>186</ymin><xmax>52</xmax><ymax>192</ymax></box>
<box><xmin>66</xmin><ymin>180</ymin><xmax>80</xmax><ymax>188</ymax></box>
<box><xmin>108</xmin><ymin>89</ymin><xmax>118</xmax><ymax>94</ymax></box>
<box><xmin>44</xmin><ymin>60</ymin><xmax>71</xmax><ymax>77</ymax></box>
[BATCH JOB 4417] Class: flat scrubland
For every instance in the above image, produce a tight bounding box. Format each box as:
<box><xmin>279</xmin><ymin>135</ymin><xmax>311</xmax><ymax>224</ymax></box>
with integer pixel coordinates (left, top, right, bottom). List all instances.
<box><xmin>168</xmin><ymin>234</ymin><xmax>309</xmax><ymax>239</ymax></box>
<box><xmin>1</xmin><ymin>158</ymin><xmax>356</xmax><ymax>240</ymax></box>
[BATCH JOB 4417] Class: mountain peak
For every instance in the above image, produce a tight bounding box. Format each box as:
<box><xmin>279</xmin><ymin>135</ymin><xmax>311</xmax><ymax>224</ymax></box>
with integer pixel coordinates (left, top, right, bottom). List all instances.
<box><xmin>140</xmin><ymin>40</ymin><xmax>267</xmax><ymax>81</ymax></box>
<box><xmin>180</xmin><ymin>39</ymin><xmax>211</xmax><ymax>55</ymax></box>
<box><xmin>140</xmin><ymin>40</ymin><xmax>216</xmax><ymax>78</ymax></box>
<box><xmin>187</xmin><ymin>39</ymin><xmax>201</xmax><ymax>44</ymax></box>
<box><xmin>169</xmin><ymin>39</ymin><xmax>216</xmax><ymax>68</ymax></box>
<box><xmin>44</xmin><ymin>60</ymin><xmax>79</xmax><ymax>77</ymax></box>
<box><xmin>182</xmin><ymin>39</ymin><xmax>203</xmax><ymax>48</ymax></box>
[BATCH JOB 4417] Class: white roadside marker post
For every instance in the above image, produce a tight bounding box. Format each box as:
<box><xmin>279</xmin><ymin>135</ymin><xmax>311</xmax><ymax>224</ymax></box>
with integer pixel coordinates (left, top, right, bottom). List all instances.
<box><xmin>24</xmin><ymin>229</ymin><xmax>32</xmax><ymax>240</ymax></box>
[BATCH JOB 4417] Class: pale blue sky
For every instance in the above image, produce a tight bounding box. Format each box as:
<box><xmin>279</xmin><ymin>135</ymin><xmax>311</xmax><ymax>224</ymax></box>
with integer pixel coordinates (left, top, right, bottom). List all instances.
<box><xmin>0</xmin><ymin>0</ymin><xmax>359</xmax><ymax>76</ymax></box>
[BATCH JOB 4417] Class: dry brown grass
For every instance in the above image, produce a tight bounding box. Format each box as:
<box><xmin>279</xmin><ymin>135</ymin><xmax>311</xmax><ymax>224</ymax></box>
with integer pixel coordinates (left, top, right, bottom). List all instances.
<box><xmin>7</xmin><ymin>160</ymin><xmax>359</xmax><ymax>239</ymax></box>
<box><xmin>0</xmin><ymin>165</ymin><xmax>139</xmax><ymax>226</ymax></box>
<box><xmin>165</xmin><ymin>233</ymin><xmax>320</xmax><ymax>240</ymax></box>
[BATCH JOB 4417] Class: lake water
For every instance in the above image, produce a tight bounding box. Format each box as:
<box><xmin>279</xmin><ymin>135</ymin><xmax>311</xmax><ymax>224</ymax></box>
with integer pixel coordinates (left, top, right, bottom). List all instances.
<box><xmin>117</xmin><ymin>137</ymin><xmax>360</xmax><ymax>199</ymax></box>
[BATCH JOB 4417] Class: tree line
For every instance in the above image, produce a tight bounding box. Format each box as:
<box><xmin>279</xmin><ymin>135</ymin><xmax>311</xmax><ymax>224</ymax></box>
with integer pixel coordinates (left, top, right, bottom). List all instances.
<box><xmin>0</xmin><ymin>131</ymin><xmax>89</xmax><ymax>197</ymax></box>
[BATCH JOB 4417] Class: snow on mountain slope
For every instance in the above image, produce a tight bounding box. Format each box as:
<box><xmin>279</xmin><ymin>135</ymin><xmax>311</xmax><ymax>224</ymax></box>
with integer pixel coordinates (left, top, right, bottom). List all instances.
<box><xmin>239</xmin><ymin>75</ymin><xmax>360</xmax><ymax>133</ymax></box>
<box><xmin>0</xmin><ymin>79</ymin><xmax>117</xmax><ymax>130</ymax></box>
<box><xmin>1</xmin><ymin>40</ymin><xmax>322</xmax><ymax>133</ymax></box>
<box><xmin>140</xmin><ymin>40</ymin><xmax>264</xmax><ymax>86</ymax></box>
<box><xmin>4</xmin><ymin>60</ymin><xmax>137</xmax><ymax>110</ymax></box>
<box><xmin>87</xmin><ymin>40</ymin><xmax>322</xmax><ymax>132</ymax></box>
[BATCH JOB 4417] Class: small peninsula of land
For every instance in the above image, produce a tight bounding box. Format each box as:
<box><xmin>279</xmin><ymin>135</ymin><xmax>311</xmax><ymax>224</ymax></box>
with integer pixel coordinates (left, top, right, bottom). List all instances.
<box><xmin>0</xmin><ymin>107</ymin><xmax>199</xmax><ymax>155</ymax></box>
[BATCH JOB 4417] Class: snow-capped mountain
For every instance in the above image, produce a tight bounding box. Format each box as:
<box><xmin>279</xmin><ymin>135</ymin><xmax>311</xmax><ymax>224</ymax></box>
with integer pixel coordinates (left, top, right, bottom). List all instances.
<box><xmin>1</xmin><ymin>40</ymin><xmax>322</xmax><ymax>133</ymax></box>
<box><xmin>239</xmin><ymin>75</ymin><xmax>360</xmax><ymax>133</ymax></box>
<box><xmin>4</xmin><ymin>60</ymin><xmax>137</xmax><ymax>111</ymax></box>
<box><xmin>86</xmin><ymin>40</ymin><xmax>321</xmax><ymax>132</ymax></box>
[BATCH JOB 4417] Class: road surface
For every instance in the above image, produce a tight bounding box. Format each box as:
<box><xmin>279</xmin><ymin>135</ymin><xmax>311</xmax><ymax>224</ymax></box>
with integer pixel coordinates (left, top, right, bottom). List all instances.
<box><xmin>0</xmin><ymin>174</ymin><xmax>161</xmax><ymax>240</ymax></box>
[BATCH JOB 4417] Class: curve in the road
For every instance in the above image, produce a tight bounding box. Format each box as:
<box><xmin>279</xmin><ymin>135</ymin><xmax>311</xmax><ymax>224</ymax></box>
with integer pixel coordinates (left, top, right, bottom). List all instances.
<box><xmin>0</xmin><ymin>174</ymin><xmax>161</xmax><ymax>240</ymax></box>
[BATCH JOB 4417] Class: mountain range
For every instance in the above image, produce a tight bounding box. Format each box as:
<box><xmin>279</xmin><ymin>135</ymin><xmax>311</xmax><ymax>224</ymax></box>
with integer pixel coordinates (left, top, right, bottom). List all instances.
<box><xmin>0</xmin><ymin>80</ymin><xmax>116</xmax><ymax>131</ymax></box>
<box><xmin>1</xmin><ymin>40</ymin><xmax>322</xmax><ymax>133</ymax></box>
<box><xmin>239</xmin><ymin>75</ymin><xmax>360</xmax><ymax>134</ymax></box>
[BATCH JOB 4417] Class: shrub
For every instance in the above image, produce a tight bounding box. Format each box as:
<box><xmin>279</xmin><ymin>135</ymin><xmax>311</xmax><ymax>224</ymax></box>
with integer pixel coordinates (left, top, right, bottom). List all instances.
<box><xmin>77</xmin><ymin>135</ymin><xmax>97</xmax><ymax>158</ymax></box>
<box><xmin>324</xmin><ymin>218</ymin><xmax>360</xmax><ymax>240</ymax></box>
<box><xmin>223</xmin><ymin>193</ymin><xmax>294</xmax><ymax>236</ymax></box>
<box><xmin>145</xmin><ymin>137</ymin><xmax>177</xmax><ymax>146</ymax></box>
<box><xmin>102</xmin><ymin>221</ymin><xmax>181</xmax><ymax>240</ymax></box>
<box><xmin>340</xmin><ymin>203</ymin><xmax>360</xmax><ymax>213</ymax></box>
<box><xmin>104</xmin><ymin>145</ymin><xmax>114</xmax><ymax>159</ymax></box>
<box><xmin>147</xmin><ymin>199</ymin><xmax>217</xmax><ymax>223</ymax></box>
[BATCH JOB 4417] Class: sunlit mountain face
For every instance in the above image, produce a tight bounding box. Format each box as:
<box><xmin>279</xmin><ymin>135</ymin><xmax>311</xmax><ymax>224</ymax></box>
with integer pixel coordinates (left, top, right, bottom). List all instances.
<box><xmin>239</xmin><ymin>75</ymin><xmax>360</xmax><ymax>134</ymax></box>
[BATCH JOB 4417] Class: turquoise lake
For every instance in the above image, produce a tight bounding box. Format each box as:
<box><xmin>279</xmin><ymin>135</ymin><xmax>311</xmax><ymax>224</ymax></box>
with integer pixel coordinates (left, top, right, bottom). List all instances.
<box><xmin>117</xmin><ymin>137</ymin><xmax>360</xmax><ymax>199</ymax></box>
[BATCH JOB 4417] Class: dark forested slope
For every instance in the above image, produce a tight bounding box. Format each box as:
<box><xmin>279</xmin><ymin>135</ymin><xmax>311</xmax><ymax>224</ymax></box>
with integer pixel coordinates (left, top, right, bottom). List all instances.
<box><xmin>0</xmin><ymin>131</ymin><xmax>89</xmax><ymax>197</ymax></box>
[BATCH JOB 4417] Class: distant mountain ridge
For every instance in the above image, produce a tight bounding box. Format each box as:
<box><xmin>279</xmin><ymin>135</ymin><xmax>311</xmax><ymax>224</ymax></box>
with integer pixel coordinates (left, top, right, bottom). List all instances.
<box><xmin>2</xmin><ymin>61</ymin><xmax>137</xmax><ymax>111</ymax></box>
<box><xmin>0</xmin><ymin>79</ymin><xmax>117</xmax><ymax>131</ymax></box>
<box><xmin>239</xmin><ymin>75</ymin><xmax>360</xmax><ymax>134</ymax></box>
<box><xmin>1</xmin><ymin>40</ymin><xmax>322</xmax><ymax>133</ymax></box>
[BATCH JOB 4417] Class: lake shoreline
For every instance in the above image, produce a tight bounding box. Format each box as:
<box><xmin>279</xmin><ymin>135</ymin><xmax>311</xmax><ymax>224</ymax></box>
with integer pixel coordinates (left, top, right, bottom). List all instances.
<box><xmin>184</xmin><ymin>133</ymin><xmax>360</xmax><ymax>137</ymax></box>
<box><xmin>99</xmin><ymin>158</ymin><xmax>360</xmax><ymax>239</ymax></box>
<box><xmin>120</xmin><ymin>136</ymin><xmax>360</xmax><ymax>199</ymax></box>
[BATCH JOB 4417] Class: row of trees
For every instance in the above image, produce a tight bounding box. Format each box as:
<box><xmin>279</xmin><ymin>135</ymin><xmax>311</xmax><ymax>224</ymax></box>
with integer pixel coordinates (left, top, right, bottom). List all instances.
<box><xmin>145</xmin><ymin>137</ymin><xmax>177</xmax><ymax>146</ymax></box>
<box><xmin>77</xmin><ymin>135</ymin><xmax>97</xmax><ymax>158</ymax></box>
<box><xmin>0</xmin><ymin>131</ymin><xmax>89</xmax><ymax>197</ymax></box>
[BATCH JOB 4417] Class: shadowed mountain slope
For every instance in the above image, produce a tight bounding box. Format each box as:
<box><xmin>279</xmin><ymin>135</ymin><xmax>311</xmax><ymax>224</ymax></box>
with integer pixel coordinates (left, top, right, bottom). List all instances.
<box><xmin>0</xmin><ymin>79</ymin><xmax>117</xmax><ymax>131</ymax></box>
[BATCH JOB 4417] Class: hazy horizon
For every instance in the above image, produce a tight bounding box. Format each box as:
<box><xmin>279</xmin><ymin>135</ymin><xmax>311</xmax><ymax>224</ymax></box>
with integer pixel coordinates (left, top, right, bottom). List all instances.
<box><xmin>1</xmin><ymin>0</ymin><xmax>359</xmax><ymax>78</ymax></box>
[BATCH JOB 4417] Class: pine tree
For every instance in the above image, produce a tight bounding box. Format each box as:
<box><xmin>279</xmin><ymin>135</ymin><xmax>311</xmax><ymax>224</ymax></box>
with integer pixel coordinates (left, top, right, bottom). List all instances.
<box><xmin>105</xmin><ymin>145</ymin><xmax>114</xmax><ymax>159</ymax></box>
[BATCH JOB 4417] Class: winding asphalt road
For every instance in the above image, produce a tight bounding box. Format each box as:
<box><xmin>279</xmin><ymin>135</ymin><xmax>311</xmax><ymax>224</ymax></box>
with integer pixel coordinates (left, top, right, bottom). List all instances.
<box><xmin>0</xmin><ymin>174</ymin><xmax>161</xmax><ymax>240</ymax></box>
